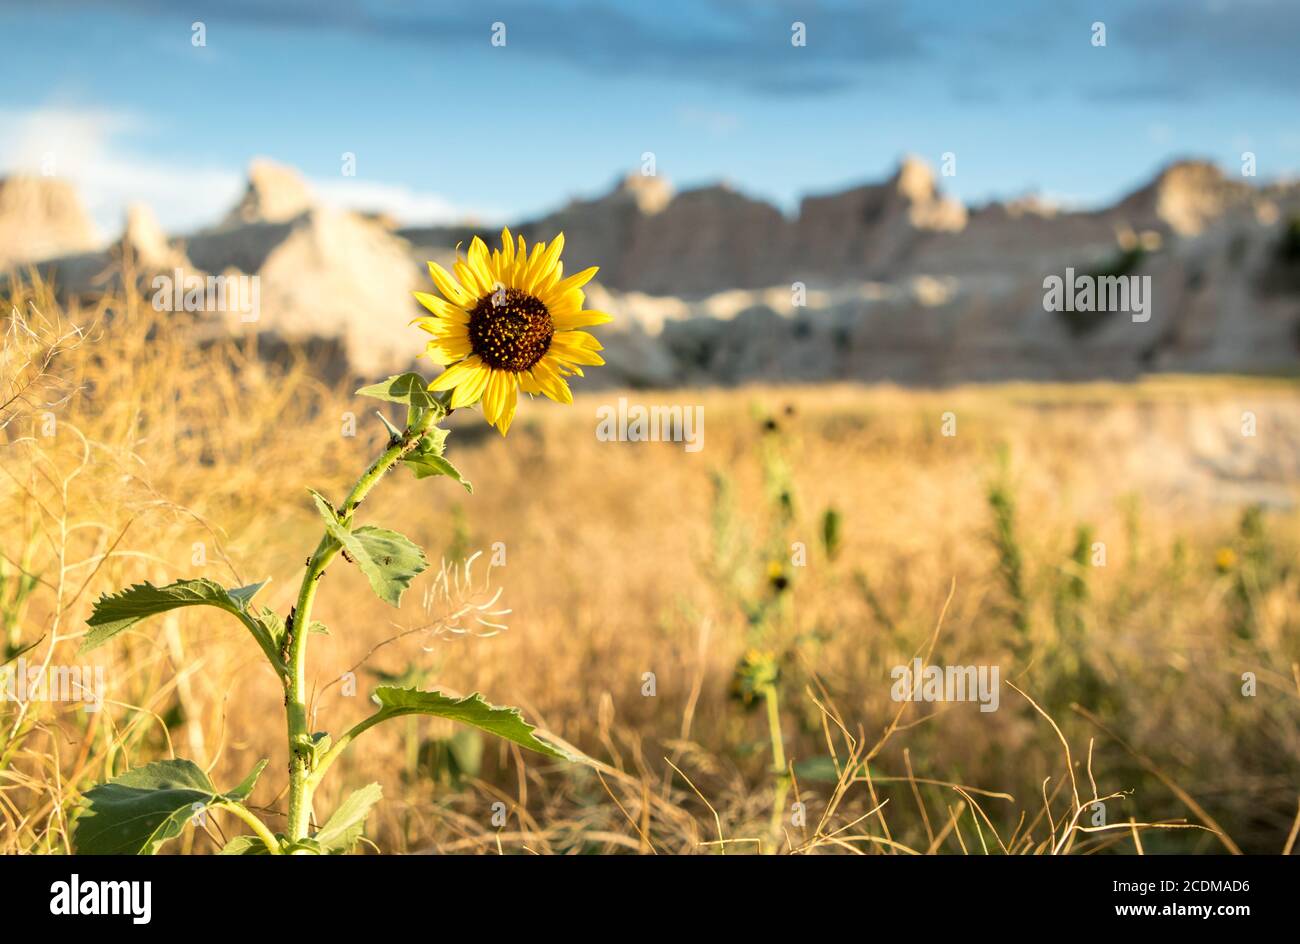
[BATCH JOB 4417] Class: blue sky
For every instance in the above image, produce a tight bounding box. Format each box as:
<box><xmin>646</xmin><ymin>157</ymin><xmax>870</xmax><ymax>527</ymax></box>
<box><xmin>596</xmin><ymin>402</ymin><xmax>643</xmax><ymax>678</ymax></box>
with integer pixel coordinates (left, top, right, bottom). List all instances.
<box><xmin>2</xmin><ymin>0</ymin><xmax>1298</xmax><ymax>236</ymax></box>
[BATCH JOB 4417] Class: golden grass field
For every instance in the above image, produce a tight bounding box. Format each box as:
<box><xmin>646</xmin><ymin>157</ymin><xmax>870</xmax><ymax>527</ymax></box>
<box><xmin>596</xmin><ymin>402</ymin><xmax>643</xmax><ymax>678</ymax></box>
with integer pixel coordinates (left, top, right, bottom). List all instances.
<box><xmin>2</xmin><ymin>275</ymin><xmax>1299</xmax><ymax>854</ymax></box>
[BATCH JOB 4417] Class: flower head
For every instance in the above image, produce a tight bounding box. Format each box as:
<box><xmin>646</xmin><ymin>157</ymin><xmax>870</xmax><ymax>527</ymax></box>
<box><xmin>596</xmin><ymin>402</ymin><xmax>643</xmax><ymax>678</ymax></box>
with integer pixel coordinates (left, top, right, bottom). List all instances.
<box><xmin>413</xmin><ymin>229</ymin><xmax>611</xmax><ymax>434</ymax></box>
<box><xmin>1214</xmin><ymin>546</ymin><xmax>1237</xmax><ymax>574</ymax></box>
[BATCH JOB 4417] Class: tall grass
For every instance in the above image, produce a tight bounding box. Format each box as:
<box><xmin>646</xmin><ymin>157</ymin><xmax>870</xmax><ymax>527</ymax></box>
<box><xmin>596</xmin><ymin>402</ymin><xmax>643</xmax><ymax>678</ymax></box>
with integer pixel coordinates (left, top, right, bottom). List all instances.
<box><xmin>2</xmin><ymin>272</ymin><xmax>1299</xmax><ymax>853</ymax></box>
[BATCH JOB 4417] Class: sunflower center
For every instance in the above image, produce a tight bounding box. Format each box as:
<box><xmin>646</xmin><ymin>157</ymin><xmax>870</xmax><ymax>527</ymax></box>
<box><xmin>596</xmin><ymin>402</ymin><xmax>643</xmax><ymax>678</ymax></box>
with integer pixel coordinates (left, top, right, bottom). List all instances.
<box><xmin>467</xmin><ymin>288</ymin><xmax>554</xmax><ymax>372</ymax></box>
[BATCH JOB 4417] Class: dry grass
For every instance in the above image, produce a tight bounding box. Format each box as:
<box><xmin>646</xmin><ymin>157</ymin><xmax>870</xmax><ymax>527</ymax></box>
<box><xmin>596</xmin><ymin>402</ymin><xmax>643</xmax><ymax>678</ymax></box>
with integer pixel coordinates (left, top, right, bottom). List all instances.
<box><xmin>2</xmin><ymin>273</ymin><xmax>1298</xmax><ymax>854</ymax></box>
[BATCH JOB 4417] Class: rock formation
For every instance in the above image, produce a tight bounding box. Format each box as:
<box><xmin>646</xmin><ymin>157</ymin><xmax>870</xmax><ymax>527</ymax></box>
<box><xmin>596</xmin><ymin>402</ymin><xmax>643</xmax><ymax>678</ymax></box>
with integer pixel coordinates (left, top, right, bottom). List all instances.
<box><xmin>220</xmin><ymin>158</ymin><xmax>315</xmax><ymax>227</ymax></box>
<box><xmin>0</xmin><ymin>175</ymin><xmax>98</xmax><ymax>271</ymax></box>
<box><xmin>3</xmin><ymin>155</ymin><xmax>1297</xmax><ymax>385</ymax></box>
<box><xmin>793</xmin><ymin>156</ymin><xmax>967</xmax><ymax>281</ymax></box>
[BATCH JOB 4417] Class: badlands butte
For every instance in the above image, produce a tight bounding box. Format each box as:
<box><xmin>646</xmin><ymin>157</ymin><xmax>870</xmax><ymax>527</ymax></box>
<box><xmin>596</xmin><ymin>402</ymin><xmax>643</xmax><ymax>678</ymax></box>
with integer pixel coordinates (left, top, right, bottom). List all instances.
<box><xmin>3</xmin><ymin>155</ymin><xmax>1299</xmax><ymax>385</ymax></box>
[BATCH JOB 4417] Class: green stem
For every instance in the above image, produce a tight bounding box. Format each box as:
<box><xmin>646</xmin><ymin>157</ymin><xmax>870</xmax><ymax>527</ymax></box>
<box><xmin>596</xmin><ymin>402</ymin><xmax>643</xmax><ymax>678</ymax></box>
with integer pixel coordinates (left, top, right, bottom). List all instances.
<box><xmin>284</xmin><ymin>406</ymin><xmax>440</xmax><ymax>843</ymax></box>
<box><xmin>762</xmin><ymin>681</ymin><xmax>790</xmax><ymax>852</ymax></box>
<box><xmin>218</xmin><ymin>801</ymin><xmax>283</xmax><ymax>854</ymax></box>
<box><xmin>304</xmin><ymin>709</ymin><xmax>387</xmax><ymax>793</ymax></box>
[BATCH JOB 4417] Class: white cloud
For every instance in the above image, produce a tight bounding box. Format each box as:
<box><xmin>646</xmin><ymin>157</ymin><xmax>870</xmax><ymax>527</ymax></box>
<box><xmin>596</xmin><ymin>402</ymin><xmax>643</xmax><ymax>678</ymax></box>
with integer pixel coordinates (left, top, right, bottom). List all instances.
<box><xmin>0</xmin><ymin>106</ymin><xmax>493</xmax><ymax>239</ymax></box>
<box><xmin>309</xmin><ymin>177</ymin><xmax>502</xmax><ymax>227</ymax></box>
<box><xmin>0</xmin><ymin>106</ymin><xmax>243</xmax><ymax>240</ymax></box>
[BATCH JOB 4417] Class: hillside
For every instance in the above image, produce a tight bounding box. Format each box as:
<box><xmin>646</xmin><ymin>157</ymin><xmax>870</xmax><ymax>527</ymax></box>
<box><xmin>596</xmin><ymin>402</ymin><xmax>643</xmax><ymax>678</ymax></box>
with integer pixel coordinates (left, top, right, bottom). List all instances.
<box><xmin>6</xmin><ymin>157</ymin><xmax>1299</xmax><ymax>385</ymax></box>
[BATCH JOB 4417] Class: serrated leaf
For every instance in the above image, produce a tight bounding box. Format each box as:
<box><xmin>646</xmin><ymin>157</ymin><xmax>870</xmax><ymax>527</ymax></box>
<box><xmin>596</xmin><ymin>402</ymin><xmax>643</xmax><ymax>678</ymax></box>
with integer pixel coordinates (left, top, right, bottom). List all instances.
<box><xmin>76</xmin><ymin>758</ymin><xmax>272</xmax><ymax>855</ymax></box>
<box><xmin>82</xmin><ymin>578</ymin><xmax>269</xmax><ymax>654</ymax></box>
<box><xmin>220</xmin><ymin>835</ymin><xmax>271</xmax><ymax>855</ymax></box>
<box><xmin>310</xmin><ymin>491</ymin><xmax>427</xmax><ymax>607</ymax></box>
<box><xmin>315</xmin><ymin>783</ymin><xmax>382</xmax><ymax>854</ymax></box>
<box><xmin>354</xmin><ymin>527</ymin><xmax>428</xmax><ymax>604</ymax></box>
<box><xmin>355</xmin><ymin>372</ymin><xmax>435</xmax><ymax>408</ymax></box>
<box><xmin>372</xmin><ymin>687</ymin><xmax>577</xmax><ymax>761</ymax></box>
<box><xmin>414</xmin><ymin>426</ymin><xmax>450</xmax><ymax>455</ymax></box>
<box><xmin>404</xmin><ymin>454</ymin><xmax>473</xmax><ymax>493</ymax></box>
<box><xmin>75</xmin><ymin>759</ymin><xmax>217</xmax><ymax>855</ymax></box>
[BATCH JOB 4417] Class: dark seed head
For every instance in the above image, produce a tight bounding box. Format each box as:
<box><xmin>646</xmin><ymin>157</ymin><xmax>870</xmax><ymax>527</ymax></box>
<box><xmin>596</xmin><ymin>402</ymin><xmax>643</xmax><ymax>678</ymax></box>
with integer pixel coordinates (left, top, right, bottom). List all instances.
<box><xmin>468</xmin><ymin>288</ymin><xmax>554</xmax><ymax>372</ymax></box>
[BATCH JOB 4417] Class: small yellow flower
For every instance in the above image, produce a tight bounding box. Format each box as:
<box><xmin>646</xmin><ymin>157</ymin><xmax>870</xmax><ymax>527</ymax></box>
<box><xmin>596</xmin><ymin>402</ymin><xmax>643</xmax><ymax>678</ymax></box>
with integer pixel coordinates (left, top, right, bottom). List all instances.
<box><xmin>730</xmin><ymin>647</ymin><xmax>779</xmax><ymax>704</ymax></box>
<box><xmin>1214</xmin><ymin>546</ymin><xmax>1237</xmax><ymax>573</ymax></box>
<box><xmin>412</xmin><ymin>229</ymin><xmax>612</xmax><ymax>434</ymax></box>
<box><xmin>766</xmin><ymin>559</ymin><xmax>790</xmax><ymax>593</ymax></box>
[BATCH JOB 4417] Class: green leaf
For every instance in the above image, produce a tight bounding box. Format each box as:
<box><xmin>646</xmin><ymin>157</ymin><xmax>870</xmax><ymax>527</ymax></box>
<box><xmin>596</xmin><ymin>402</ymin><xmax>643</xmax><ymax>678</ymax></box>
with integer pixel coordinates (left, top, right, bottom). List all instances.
<box><xmin>356</xmin><ymin>373</ymin><xmax>449</xmax><ymax>432</ymax></box>
<box><xmin>310</xmin><ymin>491</ymin><xmax>428</xmax><ymax>607</ymax></box>
<box><xmin>220</xmin><ymin>835</ymin><xmax>272</xmax><ymax>855</ymax></box>
<box><xmin>355</xmin><ymin>372</ymin><xmax>435</xmax><ymax>409</ymax></box>
<box><xmin>3</xmin><ymin>634</ymin><xmax>43</xmax><ymax>667</ymax></box>
<box><xmin>414</xmin><ymin>426</ymin><xmax>450</xmax><ymax>455</ymax></box>
<box><xmin>283</xmin><ymin>837</ymin><xmax>325</xmax><ymax>854</ymax></box>
<box><xmin>258</xmin><ymin>606</ymin><xmax>287</xmax><ymax>649</ymax></box>
<box><xmin>402</xmin><ymin>426</ymin><xmax>471</xmax><ymax>491</ymax></box>
<box><xmin>227</xmin><ymin>758</ymin><xmax>269</xmax><ymax>801</ymax></box>
<box><xmin>371</xmin><ymin>686</ymin><xmax>578</xmax><ymax>762</ymax></box>
<box><xmin>375</xmin><ymin>410</ymin><xmax>405</xmax><ymax>441</ymax></box>
<box><xmin>82</xmin><ymin>578</ymin><xmax>270</xmax><ymax>654</ymax></box>
<box><xmin>263</xmin><ymin>607</ymin><xmax>327</xmax><ymax>645</ymax></box>
<box><xmin>405</xmin><ymin>453</ymin><xmax>473</xmax><ymax>493</ymax></box>
<box><xmin>315</xmin><ymin>783</ymin><xmax>382</xmax><ymax>854</ymax></box>
<box><xmin>75</xmin><ymin>758</ymin><xmax>274</xmax><ymax>855</ymax></box>
<box><xmin>791</xmin><ymin>755</ymin><xmax>875</xmax><ymax>783</ymax></box>
<box><xmin>419</xmin><ymin>729</ymin><xmax>484</xmax><ymax>785</ymax></box>
<box><xmin>75</xmin><ymin>759</ymin><xmax>218</xmax><ymax>855</ymax></box>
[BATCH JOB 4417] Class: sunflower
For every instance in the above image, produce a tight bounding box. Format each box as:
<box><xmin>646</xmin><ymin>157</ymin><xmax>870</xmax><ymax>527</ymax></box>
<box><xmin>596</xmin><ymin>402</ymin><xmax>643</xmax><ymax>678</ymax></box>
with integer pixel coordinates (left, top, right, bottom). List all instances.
<box><xmin>412</xmin><ymin>228</ymin><xmax>611</xmax><ymax>434</ymax></box>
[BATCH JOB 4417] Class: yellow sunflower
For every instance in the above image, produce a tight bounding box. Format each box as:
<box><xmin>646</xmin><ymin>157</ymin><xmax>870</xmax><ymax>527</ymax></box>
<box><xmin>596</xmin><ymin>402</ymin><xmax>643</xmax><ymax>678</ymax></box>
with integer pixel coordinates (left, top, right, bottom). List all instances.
<box><xmin>412</xmin><ymin>228</ymin><xmax>611</xmax><ymax>434</ymax></box>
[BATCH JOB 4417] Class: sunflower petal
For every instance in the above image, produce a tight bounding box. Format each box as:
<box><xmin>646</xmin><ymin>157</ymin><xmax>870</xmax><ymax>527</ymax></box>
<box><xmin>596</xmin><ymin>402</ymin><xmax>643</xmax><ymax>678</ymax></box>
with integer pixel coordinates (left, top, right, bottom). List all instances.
<box><xmin>518</xmin><ymin>370</ymin><xmax>543</xmax><ymax>395</ymax></box>
<box><xmin>449</xmin><ymin>360</ymin><xmax>491</xmax><ymax>407</ymax></box>
<box><xmin>414</xmin><ymin>291</ymin><xmax>469</xmax><ymax>323</ymax></box>
<box><xmin>454</xmin><ymin>259</ymin><xmax>488</xmax><ymax>298</ymax></box>
<box><xmin>428</xmin><ymin>355</ymin><xmax>485</xmax><ymax>392</ymax></box>
<box><xmin>467</xmin><ymin>237</ymin><xmax>494</xmax><ymax>288</ymax></box>
<box><xmin>530</xmin><ymin>359</ymin><xmax>574</xmax><ymax>404</ymax></box>
<box><xmin>552</xmin><ymin>309</ymin><xmax>614</xmax><ymax>330</ymax></box>
<box><xmin>500</xmin><ymin>227</ymin><xmax>516</xmax><ymax>271</ymax></box>
<box><xmin>554</xmin><ymin>329</ymin><xmax>604</xmax><ymax>351</ymax></box>
<box><xmin>535</xmin><ymin>259</ymin><xmax>563</xmax><ymax>294</ymax></box>
<box><xmin>495</xmin><ymin>378</ymin><xmax>519</xmax><ymax>435</ymax></box>
<box><xmin>480</xmin><ymin>369</ymin><xmax>504</xmax><ymax>426</ymax></box>
<box><xmin>550</xmin><ymin>343</ymin><xmax>605</xmax><ymax>367</ymax></box>
<box><xmin>522</xmin><ymin>235</ymin><xmax>564</xmax><ymax>293</ymax></box>
<box><xmin>545</xmin><ymin>266</ymin><xmax>599</xmax><ymax>298</ymax></box>
<box><xmin>427</xmin><ymin>262</ymin><xmax>471</xmax><ymax>306</ymax></box>
<box><xmin>425</xmin><ymin>331</ymin><xmax>473</xmax><ymax>362</ymax></box>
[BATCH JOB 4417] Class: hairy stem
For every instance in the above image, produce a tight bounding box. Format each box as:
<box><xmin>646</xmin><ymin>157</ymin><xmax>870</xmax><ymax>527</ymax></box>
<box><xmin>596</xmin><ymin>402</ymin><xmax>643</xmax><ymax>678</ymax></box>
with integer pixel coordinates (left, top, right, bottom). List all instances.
<box><xmin>284</xmin><ymin>406</ymin><xmax>440</xmax><ymax>844</ymax></box>
<box><xmin>218</xmin><ymin>801</ymin><xmax>284</xmax><ymax>854</ymax></box>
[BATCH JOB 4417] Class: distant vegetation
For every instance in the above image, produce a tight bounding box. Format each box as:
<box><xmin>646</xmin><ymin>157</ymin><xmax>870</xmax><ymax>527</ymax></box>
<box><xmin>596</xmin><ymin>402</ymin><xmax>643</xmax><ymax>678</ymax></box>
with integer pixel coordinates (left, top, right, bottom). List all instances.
<box><xmin>1058</xmin><ymin>245</ymin><xmax>1148</xmax><ymax>338</ymax></box>
<box><xmin>3</xmin><ymin>273</ymin><xmax>1299</xmax><ymax>854</ymax></box>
